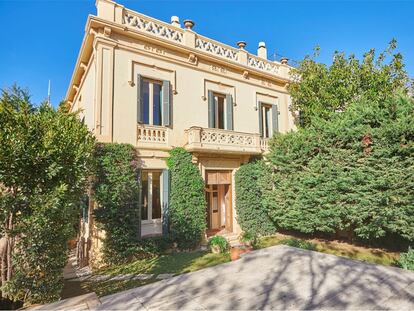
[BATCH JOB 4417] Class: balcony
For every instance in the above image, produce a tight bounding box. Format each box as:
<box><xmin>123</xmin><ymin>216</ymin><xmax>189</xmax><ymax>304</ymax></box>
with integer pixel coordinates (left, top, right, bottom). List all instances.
<box><xmin>137</xmin><ymin>124</ymin><xmax>170</xmax><ymax>150</ymax></box>
<box><xmin>185</xmin><ymin>127</ymin><xmax>269</xmax><ymax>155</ymax></box>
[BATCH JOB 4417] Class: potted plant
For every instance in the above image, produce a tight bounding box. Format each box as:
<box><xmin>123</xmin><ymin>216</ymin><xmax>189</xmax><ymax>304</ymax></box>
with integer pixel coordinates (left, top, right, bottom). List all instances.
<box><xmin>239</xmin><ymin>232</ymin><xmax>256</xmax><ymax>249</ymax></box>
<box><xmin>208</xmin><ymin>236</ymin><xmax>229</xmax><ymax>254</ymax></box>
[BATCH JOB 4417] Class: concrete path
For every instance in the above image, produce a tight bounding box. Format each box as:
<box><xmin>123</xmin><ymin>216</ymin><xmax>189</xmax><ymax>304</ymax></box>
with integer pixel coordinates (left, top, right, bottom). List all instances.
<box><xmin>97</xmin><ymin>245</ymin><xmax>414</xmax><ymax>310</ymax></box>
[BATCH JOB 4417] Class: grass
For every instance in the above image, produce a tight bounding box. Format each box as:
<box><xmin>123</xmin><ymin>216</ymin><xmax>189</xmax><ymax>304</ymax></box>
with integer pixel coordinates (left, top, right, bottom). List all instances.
<box><xmin>64</xmin><ymin>251</ymin><xmax>230</xmax><ymax>298</ymax></box>
<box><xmin>63</xmin><ymin>234</ymin><xmax>401</xmax><ymax>299</ymax></box>
<box><xmin>255</xmin><ymin>233</ymin><xmax>400</xmax><ymax>266</ymax></box>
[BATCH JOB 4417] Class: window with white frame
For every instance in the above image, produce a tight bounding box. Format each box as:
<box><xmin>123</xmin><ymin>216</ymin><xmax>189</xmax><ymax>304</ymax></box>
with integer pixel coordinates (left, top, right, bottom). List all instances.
<box><xmin>141</xmin><ymin>171</ymin><xmax>162</xmax><ymax>222</ymax></box>
<box><xmin>261</xmin><ymin>104</ymin><xmax>272</xmax><ymax>138</ymax></box>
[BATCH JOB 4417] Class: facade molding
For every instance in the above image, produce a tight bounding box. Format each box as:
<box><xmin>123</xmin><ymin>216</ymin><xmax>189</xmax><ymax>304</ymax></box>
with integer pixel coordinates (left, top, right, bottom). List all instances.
<box><xmin>66</xmin><ymin>13</ymin><xmax>292</xmax><ymax>103</ymax></box>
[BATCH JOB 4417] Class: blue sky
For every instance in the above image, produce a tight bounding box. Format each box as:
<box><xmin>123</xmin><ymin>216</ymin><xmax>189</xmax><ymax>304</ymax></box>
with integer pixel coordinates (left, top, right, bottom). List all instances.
<box><xmin>0</xmin><ymin>0</ymin><xmax>413</xmax><ymax>107</ymax></box>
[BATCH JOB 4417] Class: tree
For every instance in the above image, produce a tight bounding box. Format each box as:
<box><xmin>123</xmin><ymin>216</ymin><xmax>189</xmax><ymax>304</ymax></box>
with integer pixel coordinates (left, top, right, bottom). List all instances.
<box><xmin>0</xmin><ymin>85</ymin><xmax>94</xmax><ymax>304</ymax></box>
<box><xmin>288</xmin><ymin>40</ymin><xmax>411</xmax><ymax>127</ymax></box>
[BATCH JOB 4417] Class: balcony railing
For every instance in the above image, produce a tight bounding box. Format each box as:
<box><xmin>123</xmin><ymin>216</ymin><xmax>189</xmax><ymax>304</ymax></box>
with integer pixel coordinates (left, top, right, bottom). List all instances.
<box><xmin>137</xmin><ymin>124</ymin><xmax>170</xmax><ymax>149</ymax></box>
<box><xmin>260</xmin><ymin>138</ymin><xmax>270</xmax><ymax>153</ymax></box>
<box><xmin>185</xmin><ymin>127</ymin><xmax>269</xmax><ymax>154</ymax></box>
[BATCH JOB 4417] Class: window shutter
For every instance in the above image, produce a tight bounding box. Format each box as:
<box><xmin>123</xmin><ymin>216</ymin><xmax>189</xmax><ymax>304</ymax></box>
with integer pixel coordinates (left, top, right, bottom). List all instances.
<box><xmin>162</xmin><ymin>80</ymin><xmax>171</xmax><ymax>126</ymax></box>
<box><xmin>137</xmin><ymin>74</ymin><xmax>144</xmax><ymax>123</ymax></box>
<box><xmin>226</xmin><ymin>94</ymin><xmax>233</xmax><ymax>130</ymax></box>
<box><xmin>137</xmin><ymin>168</ymin><xmax>142</xmax><ymax>240</ymax></box>
<box><xmin>208</xmin><ymin>90</ymin><xmax>215</xmax><ymax>128</ymax></box>
<box><xmin>272</xmin><ymin>104</ymin><xmax>279</xmax><ymax>135</ymax></box>
<box><xmin>162</xmin><ymin>169</ymin><xmax>170</xmax><ymax>236</ymax></box>
<box><xmin>258</xmin><ymin>102</ymin><xmax>263</xmax><ymax>137</ymax></box>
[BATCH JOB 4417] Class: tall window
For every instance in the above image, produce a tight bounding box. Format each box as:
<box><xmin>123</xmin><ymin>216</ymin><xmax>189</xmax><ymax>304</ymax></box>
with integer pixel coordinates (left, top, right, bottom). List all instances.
<box><xmin>214</xmin><ymin>93</ymin><xmax>226</xmax><ymax>129</ymax></box>
<box><xmin>141</xmin><ymin>171</ymin><xmax>162</xmax><ymax>222</ymax></box>
<box><xmin>262</xmin><ymin>104</ymin><xmax>272</xmax><ymax>138</ymax></box>
<box><xmin>142</xmin><ymin>79</ymin><xmax>162</xmax><ymax>126</ymax></box>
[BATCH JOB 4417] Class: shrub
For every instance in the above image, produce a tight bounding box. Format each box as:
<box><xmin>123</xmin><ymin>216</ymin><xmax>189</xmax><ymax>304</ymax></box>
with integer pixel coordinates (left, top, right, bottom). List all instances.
<box><xmin>265</xmin><ymin>95</ymin><xmax>414</xmax><ymax>242</ymax></box>
<box><xmin>281</xmin><ymin>238</ymin><xmax>317</xmax><ymax>251</ymax></box>
<box><xmin>0</xmin><ymin>86</ymin><xmax>94</xmax><ymax>304</ymax></box>
<box><xmin>93</xmin><ymin>143</ymin><xmax>141</xmax><ymax>264</ymax></box>
<box><xmin>239</xmin><ymin>231</ymin><xmax>257</xmax><ymax>246</ymax></box>
<box><xmin>235</xmin><ymin>159</ymin><xmax>276</xmax><ymax>237</ymax></box>
<box><xmin>397</xmin><ymin>247</ymin><xmax>414</xmax><ymax>271</ymax></box>
<box><xmin>166</xmin><ymin>148</ymin><xmax>206</xmax><ymax>250</ymax></box>
<box><xmin>208</xmin><ymin>236</ymin><xmax>229</xmax><ymax>254</ymax></box>
<box><xmin>140</xmin><ymin>236</ymin><xmax>172</xmax><ymax>255</ymax></box>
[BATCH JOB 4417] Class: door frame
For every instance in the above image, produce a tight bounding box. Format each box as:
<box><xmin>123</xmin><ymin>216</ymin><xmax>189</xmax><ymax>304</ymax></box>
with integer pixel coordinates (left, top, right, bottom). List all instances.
<box><xmin>205</xmin><ymin>170</ymin><xmax>233</xmax><ymax>233</ymax></box>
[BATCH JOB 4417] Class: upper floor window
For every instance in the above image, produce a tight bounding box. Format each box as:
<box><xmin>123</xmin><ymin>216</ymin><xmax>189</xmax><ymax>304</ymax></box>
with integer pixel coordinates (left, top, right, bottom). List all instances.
<box><xmin>215</xmin><ymin>93</ymin><xmax>226</xmax><ymax>129</ymax></box>
<box><xmin>261</xmin><ymin>104</ymin><xmax>272</xmax><ymax>138</ymax></box>
<box><xmin>142</xmin><ymin>79</ymin><xmax>162</xmax><ymax>126</ymax></box>
<box><xmin>258</xmin><ymin>102</ymin><xmax>279</xmax><ymax>138</ymax></box>
<box><xmin>208</xmin><ymin>90</ymin><xmax>233</xmax><ymax>130</ymax></box>
<box><xmin>137</xmin><ymin>75</ymin><xmax>171</xmax><ymax>127</ymax></box>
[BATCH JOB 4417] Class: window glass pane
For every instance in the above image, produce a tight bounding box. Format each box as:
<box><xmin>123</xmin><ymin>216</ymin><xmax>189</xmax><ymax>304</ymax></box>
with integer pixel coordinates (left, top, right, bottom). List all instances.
<box><xmin>262</xmin><ymin>105</ymin><xmax>271</xmax><ymax>138</ymax></box>
<box><xmin>143</xmin><ymin>81</ymin><xmax>150</xmax><ymax>124</ymax></box>
<box><xmin>152</xmin><ymin>172</ymin><xmax>161</xmax><ymax>219</ymax></box>
<box><xmin>217</xmin><ymin>96</ymin><xmax>225</xmax><ymax>129</ymax></box>
<box><xmin>141</xmin><ymin>172</ymin><xmax>148</xmax><ymax>220</ymax></box>
<box><xmin>153</xmin><ymin>83</ymin><xmax>162</xmax><ymax>126</ymax></box>
<box><xmin>266</xmin><ymin>107</ymin><xmax>271</xmax><ymax>138</ymax></box>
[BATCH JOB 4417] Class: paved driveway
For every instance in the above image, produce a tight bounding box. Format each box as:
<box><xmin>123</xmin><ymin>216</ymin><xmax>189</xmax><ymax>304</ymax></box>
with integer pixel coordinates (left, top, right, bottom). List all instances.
<box><xmin>98</xmin><ymin>245</ymin><xmax>414</xmax><ymax>310</ymax></box>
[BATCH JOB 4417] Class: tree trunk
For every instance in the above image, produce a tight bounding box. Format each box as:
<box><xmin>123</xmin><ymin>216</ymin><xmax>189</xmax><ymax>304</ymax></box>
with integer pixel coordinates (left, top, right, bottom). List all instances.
<box><xmin>6</xmin><ymin>213</ymin><xmax>13</xmax><ymax>283</ymax></box>
<box><xmin>0</xmin><ymin>213</ymin><xmax>14</xmax><ymax>300</ymax></box>
<box><xmin>0</xmin><ymin>237</ymin><xmax>7</xmax><ymax>299</ymax></box>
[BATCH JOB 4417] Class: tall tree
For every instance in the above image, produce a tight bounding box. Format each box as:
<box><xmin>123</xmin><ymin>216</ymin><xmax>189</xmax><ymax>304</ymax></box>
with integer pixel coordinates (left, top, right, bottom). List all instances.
<box><xmin>288</xmin><ymin>39</ymin><xmax>411</xmax><ymax>127</ymax></box>
<box><xmin>0</xmin><ymin>85</ymin><xmax>94</xmax><ymax>304</ymax></box>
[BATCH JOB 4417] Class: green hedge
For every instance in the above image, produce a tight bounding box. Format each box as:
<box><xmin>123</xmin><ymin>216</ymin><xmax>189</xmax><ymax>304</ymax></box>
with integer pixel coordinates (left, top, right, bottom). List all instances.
<box><xmin>264</xmin><ymin>96</ymin><xmax>414</xmax><ymax>241</ymax></box>
<box><xmin>398</xmin><ymin>247</ymin><xmax>414</xmax><ymax>271</ymax></box>
<box><xmin>93</xmin><ymin>143</ymin><xmax>141</xmax><ymax>264</ymax></box>
<box><xmin>236</xmin><ymin>96</ymin><xmax>414</xmax><ymax>243</ymax></box>
<box><xmin>235</xmin><ymin>160</ymin><xmax>276</xmax><ymax>237</ymax></box>
<box><xmin>166</xmin><ymin>148</ymin><xmax>206</xmax><ymax>249</ymax></box>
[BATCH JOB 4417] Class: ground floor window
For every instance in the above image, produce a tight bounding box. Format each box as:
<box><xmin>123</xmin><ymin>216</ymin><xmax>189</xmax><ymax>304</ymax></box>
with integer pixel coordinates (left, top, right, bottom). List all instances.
<box><xmin>141</xmin><ymin>170</ymin><xmax>162</xmax><ymax>222</ymax></box>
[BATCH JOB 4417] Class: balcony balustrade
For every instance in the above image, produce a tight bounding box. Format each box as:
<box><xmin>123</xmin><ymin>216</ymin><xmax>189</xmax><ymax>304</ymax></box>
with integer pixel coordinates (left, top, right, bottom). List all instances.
<box><xmin>137</xmin><ymin>124</ymin><xmax>170</xmax><ymax>149</ymax></box>
<box><xmin>185</xmin><ymin>127</ymin><xmax>269</xmax><ymax>154</ymax></box>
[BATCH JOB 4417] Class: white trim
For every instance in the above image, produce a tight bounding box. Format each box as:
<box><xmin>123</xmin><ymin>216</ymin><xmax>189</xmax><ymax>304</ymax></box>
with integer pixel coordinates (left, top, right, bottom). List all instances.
<box><xmin>141</xmin><ymin>170</ymin><xmax>163</xmax><ymax>223</ymax></box>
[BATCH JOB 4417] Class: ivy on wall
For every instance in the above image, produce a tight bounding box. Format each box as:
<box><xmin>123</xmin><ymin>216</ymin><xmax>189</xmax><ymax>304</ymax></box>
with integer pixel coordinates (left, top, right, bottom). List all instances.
<box><xmin>235</xmin><ymin>159</ymin><xmax>276</xmax><ymax>237</ymax></box>
<box><xmin>166</xmin><ymin>148</ymin><xmax>207</xmax><ymax>249</ymax></box>
<box><xmin>92</xmin><ymin>143</ymin><xmax>141</xmax><ymax>264</ymax></box>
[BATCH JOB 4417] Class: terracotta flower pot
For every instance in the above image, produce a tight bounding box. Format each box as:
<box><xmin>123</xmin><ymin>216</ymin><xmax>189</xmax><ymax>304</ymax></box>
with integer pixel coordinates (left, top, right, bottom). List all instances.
<box><xmin>230</xmin><ymin>247</ymin><xmax>240</xmax><ymax>261</ymax></box>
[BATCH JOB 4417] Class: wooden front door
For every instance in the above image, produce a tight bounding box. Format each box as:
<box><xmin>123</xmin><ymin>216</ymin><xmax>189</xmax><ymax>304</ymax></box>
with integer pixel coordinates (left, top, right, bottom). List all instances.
<box><xmin>205</xmin><ymin>171</ymin><xmax>233</xmax><ymax>233</ymax></box>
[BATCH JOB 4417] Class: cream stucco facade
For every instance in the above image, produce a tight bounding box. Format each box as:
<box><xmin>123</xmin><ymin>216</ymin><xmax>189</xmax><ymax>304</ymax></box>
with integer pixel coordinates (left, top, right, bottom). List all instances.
<box><xmin>68</xmin><ymin>0</ymin><xmax>295</xmax><ymax>266</ymax></box>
